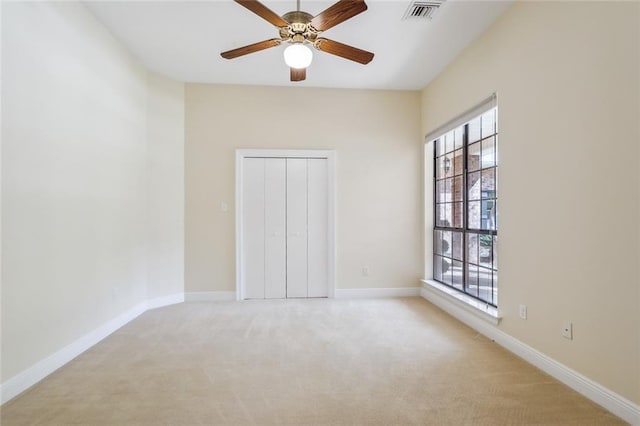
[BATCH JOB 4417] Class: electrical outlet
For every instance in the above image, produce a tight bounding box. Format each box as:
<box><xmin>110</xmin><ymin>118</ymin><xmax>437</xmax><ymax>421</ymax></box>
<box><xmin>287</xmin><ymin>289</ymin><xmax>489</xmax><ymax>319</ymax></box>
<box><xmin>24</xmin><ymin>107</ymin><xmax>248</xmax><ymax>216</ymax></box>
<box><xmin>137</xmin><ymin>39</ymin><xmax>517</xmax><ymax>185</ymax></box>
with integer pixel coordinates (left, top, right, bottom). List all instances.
<box><xmin>362</xmin><ymin>266</ymin><xmax>370</xmax><ymax>277</ymax></box>
<box><xmin>221</xmin><ymin>202</ymin><xmax>229</xmax><ymax>212</ymax></box>
<box><xmin>519</xmin><ymin>304</ymin><xmax>527</xmax><ymax>320</ymax></box>
<box><xmin>562</xmin><ymin>320</ymin><xmax>573</xmax><ymax>340</ymax></box>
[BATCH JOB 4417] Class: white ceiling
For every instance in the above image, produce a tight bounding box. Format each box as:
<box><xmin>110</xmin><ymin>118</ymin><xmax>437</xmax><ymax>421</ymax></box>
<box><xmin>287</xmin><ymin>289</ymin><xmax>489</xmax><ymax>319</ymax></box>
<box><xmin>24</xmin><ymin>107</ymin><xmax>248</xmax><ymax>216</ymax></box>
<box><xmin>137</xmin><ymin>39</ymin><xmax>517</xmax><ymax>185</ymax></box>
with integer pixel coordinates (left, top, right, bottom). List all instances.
<box><xmin>85</xmin><ymin>0</ymin><xmax>511</xmax><ymax>91</ymax></box>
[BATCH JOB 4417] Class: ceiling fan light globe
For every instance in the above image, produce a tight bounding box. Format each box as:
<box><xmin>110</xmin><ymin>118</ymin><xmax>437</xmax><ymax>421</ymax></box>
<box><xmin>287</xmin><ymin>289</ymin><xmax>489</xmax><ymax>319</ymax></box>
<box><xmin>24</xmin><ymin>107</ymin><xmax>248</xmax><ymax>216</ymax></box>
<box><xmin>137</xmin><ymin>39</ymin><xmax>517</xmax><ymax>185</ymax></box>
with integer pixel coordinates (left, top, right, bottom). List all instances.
<box><xmin>283</xmin><ymin>44</ymin><xmax>313</xmax><ymax>69</ymax></box>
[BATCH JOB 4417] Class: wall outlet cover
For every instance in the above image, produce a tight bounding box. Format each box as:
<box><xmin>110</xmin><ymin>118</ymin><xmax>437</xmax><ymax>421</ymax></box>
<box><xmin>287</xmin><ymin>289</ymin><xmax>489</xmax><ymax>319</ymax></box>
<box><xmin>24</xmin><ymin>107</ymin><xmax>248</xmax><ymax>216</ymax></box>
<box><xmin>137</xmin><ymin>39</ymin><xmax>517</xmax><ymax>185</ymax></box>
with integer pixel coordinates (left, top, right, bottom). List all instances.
<box><xmin>519</xmin><ymin>304</ymin><xmax>527</xmax><ymax>320</ymax></box>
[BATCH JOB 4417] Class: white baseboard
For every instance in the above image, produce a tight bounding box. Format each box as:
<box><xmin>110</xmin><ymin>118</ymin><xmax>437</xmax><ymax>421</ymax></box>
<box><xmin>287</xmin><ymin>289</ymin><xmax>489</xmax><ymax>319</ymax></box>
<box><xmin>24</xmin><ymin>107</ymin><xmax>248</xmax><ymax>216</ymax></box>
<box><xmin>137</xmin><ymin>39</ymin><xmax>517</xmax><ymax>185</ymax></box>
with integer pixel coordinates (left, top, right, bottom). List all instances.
<box><xmin>335</xmin><ymin>287</ymin><xmax>421</xmax><ymax>299</ymax></box>
<box><xmin>1</xmin><ymin>293</ymin><xmax>185</xmax><ymax>405</ymax></box>
<box><xmin>420</xmin><ymin>287</ymin><xmax>640</xmax><ymax>425</ymax></box>
<box><xmin>6</xmin><ymin>286</ymin><xmax>636</xmax><ymax>424</ymax></box>
<box><xmin>146</xmin><ymin>292</ymin><xmax>184</xmax><ymax>310</ymax></box>
<box><xmin>0</xmin><ymin>301</ymin><xmax>146</xmax><ymax>405</ymax></box>
<box><xmin>184</xmin><ymin>291</ymin><xmax>236</xmax><ymax>302</ymax></box>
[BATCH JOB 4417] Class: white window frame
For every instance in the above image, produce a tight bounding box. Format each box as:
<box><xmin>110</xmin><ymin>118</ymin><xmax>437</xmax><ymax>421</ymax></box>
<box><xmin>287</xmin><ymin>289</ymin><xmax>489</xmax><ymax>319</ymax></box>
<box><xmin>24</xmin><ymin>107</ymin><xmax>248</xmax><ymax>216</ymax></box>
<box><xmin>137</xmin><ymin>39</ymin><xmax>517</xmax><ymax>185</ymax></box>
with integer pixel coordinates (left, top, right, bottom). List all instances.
<box><xmin>423</xmin><ymin>95</ymin><xmax>500</xmax><ymax>323</ymax></box>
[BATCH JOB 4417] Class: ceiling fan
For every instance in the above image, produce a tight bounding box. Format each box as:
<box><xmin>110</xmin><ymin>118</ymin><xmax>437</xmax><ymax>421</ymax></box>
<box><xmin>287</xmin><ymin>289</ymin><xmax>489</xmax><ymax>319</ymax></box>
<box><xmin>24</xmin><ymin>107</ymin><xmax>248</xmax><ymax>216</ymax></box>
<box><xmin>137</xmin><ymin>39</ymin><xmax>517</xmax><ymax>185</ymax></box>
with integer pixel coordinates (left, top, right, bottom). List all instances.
<box><xmin>221</xmin><ymin>0</ymin><xmax>374</xmax><ymax>82</ymax></box>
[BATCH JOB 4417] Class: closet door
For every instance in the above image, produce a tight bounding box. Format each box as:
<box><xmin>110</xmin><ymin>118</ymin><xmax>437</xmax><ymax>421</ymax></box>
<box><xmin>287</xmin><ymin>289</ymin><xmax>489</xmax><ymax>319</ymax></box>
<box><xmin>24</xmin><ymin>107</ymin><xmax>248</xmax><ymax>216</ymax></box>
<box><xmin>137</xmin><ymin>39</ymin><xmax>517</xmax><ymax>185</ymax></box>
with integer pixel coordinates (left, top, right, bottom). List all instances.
<box><xmin>240</xmin><ymin>154</ymin><xmax>330</xmax><ymax>300</ymax></box>
<box><xmin>242</xmin><ymin>158</ymin><xmax>265</xmax><ymax>299</ymax></box>
<box><xmin>307</xmin><ymin>159</ymin><xmax>329</xmax><ymax>297</ymax></box>
<box><xmin>264</xmin><ymin>159</ymin><xmax>286</xmax><ymax>298</ymax></box>
<box><xmin>286</xmin><ymin>159</ymin><xmax>308</xmax><ymax>297</ymax></box>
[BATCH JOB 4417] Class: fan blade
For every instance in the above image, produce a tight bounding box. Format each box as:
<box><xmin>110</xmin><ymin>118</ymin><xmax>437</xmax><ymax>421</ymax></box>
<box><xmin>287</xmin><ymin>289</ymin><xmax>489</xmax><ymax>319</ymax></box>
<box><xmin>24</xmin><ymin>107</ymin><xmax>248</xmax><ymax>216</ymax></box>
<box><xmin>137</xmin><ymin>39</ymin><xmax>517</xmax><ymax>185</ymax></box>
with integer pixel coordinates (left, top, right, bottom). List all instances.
<box><xmin>310</xmin><ymin>0</ymin><xmax>368</xmax><ymax>32</ymax></box>
<box><xmin>290</xmin><ymin>67</ymin><xmax>306</xmax><ymax>82</ymax></box>
<box><xmin>315</xmin><ymin>38</ymin><xmax>374</xmax><ymax>64</ymax></box>
<box><xmin>221</xmin><ymin>38</ymin><xmax>282</xmax><ymax>59</ymax></box>
<box><xmin>235</xmin><ymin>0</ymin><xmax>289</xmax><ymax>27</ymax></box>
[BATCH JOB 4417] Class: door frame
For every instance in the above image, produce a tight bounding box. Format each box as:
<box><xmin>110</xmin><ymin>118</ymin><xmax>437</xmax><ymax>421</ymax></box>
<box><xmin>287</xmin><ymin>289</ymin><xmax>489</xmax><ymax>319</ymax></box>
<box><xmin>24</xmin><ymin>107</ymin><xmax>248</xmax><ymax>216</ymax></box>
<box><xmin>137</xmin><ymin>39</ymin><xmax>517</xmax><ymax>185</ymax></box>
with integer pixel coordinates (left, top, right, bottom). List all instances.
<box><xmin>235</xmin><ymin>149</ymin><xmax>336</xmax><ymax>300</ymax></box>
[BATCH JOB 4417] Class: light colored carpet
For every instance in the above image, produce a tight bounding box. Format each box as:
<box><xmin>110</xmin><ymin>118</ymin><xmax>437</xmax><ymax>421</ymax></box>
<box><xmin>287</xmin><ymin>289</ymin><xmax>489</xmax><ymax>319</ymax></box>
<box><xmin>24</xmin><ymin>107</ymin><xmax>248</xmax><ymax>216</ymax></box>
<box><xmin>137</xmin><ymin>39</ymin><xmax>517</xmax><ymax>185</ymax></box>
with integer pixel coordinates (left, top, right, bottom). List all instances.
<box><xmin>1</xmin><ymin>298</ymin><xmax>625</xmax><ymax>425</ymax></box>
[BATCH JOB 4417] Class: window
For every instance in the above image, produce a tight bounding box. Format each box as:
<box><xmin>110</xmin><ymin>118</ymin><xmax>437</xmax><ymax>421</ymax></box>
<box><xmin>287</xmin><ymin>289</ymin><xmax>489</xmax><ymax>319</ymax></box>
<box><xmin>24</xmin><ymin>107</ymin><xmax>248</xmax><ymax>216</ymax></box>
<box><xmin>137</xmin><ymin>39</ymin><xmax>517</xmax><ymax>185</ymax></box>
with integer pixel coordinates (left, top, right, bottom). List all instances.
<box><xmin>431</xmin><ymin>104</ymin><xmax>498</xmax><ymax>306</ymax></box>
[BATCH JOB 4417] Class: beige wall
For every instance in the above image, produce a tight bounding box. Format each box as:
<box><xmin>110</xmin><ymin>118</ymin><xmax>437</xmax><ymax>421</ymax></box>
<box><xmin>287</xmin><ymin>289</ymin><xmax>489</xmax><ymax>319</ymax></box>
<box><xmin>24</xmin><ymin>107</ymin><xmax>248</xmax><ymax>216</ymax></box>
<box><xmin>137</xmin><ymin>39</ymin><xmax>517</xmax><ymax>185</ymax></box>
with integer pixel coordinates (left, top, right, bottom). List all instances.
<box><xmin>185</xmin><ymin>84</ymin><xmax>422</xmax><ymax>293</ymax></box>
<box><xmin>421</xmin><ymin>1</ymin><xmax>640</xmax><ymax>404</ymax></box>
<box><xmin>1</xmin><ymin>2</ymin><xmax>184</xmax><ymax>383</ymax></box>
<box><xmin>3</xmin><ymin>0</ymin><xmax>637</xmax><ymax>412</ymax></box>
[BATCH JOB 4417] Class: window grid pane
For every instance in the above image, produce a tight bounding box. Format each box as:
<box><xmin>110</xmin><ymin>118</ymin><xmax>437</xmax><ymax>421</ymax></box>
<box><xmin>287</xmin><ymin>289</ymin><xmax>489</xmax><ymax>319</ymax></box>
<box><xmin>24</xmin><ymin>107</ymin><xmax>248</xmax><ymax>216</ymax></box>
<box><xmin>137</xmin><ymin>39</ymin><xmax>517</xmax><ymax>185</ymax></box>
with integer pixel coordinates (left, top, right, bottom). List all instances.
<box><xmin>433</xmin><ymin>106</ymin><xmax>498</xmax><ymax>307</ymax></box>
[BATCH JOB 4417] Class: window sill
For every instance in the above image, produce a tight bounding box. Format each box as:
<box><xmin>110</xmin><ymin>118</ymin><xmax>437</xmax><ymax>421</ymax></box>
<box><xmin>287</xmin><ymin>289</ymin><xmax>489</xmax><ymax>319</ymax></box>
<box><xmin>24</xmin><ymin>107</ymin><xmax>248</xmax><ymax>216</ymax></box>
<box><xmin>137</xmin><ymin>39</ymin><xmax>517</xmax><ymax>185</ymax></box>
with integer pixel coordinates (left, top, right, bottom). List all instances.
<box><xmin>421</xmin><ymin>279</ymin><xmax>501</xmax><ymax>325</ymax></box>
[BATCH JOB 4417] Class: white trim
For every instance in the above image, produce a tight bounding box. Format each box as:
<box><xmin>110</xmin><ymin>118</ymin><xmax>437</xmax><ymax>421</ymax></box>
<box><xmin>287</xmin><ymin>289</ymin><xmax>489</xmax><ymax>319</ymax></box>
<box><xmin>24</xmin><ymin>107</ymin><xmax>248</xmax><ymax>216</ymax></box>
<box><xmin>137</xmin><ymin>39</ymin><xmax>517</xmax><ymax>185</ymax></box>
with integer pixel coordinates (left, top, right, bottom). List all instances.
<box><xmin>335</xmin><ymin>287</ymin><xmax>421</xmax><ymax>299</ymax></box>
<box><xmin>0</xmin><ymin>294</ymin><xmax>184</xmax><ymax>405</ymax></box>
<box><xmin>326</xmin><ymin>153</ymin><xmax>336</xmax><ymax>299</ymax></box>
<box><xmin>419</xmin><ymin>290</ymin><xmax>640</xmax><ymax>425</ymax></box>
<box><xmin>145</xmin><ymin>292</ymin><xmax>184</xmax><ymax>310</ymax></box>
<box><xmin>235</xmin><ymin>151</ymin><xmax>243</xmax><ymax>301</ymax></box>
<box><xmin>1</xmin><ymin>302</ymin><xmax>146</xmax><ymax>404</ymax></box>
<box><xmin>235</xmin><ymin>149</ymin><xmax>336</xmax><ymax>301</ymax></box>
<box><xmin>236</xmin><ymin>149</ymin><xmax>335</xmax><ymax>159</ymax></box>
<box><xmin>422</xmin><ymin>280</ymin><xmax>500</xmax><ymax>325</ymax></box>
<box><xmin>424</xmin><ymin>93</ymin><xmax>497</xmax><ymax>142</ymax></box>
<box><xmin>184</xmin><ymin>291</ymin><xmax>236</xmax><ymax>302</ymax></box>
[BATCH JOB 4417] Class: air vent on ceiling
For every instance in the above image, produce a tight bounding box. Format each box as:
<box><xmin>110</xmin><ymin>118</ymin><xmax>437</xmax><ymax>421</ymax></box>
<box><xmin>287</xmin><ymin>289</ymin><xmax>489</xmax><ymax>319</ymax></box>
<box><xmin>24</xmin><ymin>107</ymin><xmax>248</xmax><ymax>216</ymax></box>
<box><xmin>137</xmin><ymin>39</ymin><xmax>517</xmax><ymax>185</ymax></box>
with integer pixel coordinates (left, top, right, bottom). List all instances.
<box><xmin>403</xmin><ymin>1</ymin><xmax>445</xmax><ymax>20</ymax></box>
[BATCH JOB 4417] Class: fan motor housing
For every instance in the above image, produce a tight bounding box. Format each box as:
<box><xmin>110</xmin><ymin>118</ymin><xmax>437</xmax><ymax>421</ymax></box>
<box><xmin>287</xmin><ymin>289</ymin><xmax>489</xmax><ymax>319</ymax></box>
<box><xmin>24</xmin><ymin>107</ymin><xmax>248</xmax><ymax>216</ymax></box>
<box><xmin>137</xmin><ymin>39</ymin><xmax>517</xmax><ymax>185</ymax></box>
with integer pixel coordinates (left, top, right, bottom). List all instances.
<box><xmin>280</xmin><ymin>11</ymin><xmax>317</xmax><ymax>44</ymax></box>
<box><xmin>283</xmin><ymin>11</ymin><xmax>313</xmax><ymax>26</ymax></box>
